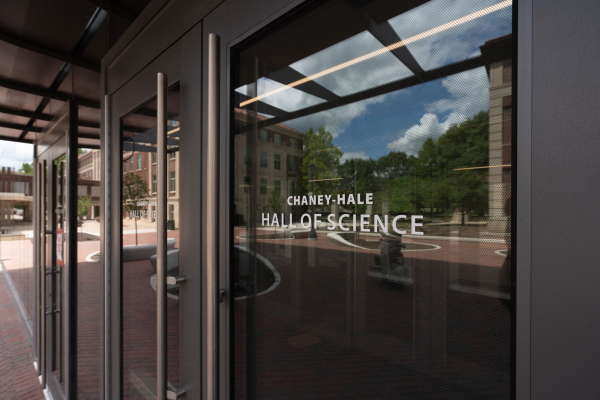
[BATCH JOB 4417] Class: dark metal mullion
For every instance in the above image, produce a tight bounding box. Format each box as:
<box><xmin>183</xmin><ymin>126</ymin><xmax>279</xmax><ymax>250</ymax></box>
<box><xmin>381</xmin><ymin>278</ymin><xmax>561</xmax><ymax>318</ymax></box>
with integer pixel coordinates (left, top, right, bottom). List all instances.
<box><xmin>65</xmin><ymin>100</ymin><xmax>79</xmax><ymax>399</ymax></box>
<box><xmin>18</xmin><ymin>8</ymin><xmax>107</xmax><ymax>140</ymax></box>
<box><xmin>156</xmin><ymin>72</ymin><xmax>168</xmax><ymax>400</ymax></box>
<box><xmin>0</xmin><ymin>106</ymin><xmax>52</xmax><ymax>121</ymax></box>
<box><xmin>0</xmin><ymin>121</ymin><xmax>43</xmax><ymax>132</ymax></box>
<box><xmin>84</xmin><ymin>0</ymin><xmax>140</xmax><ymax>22</ymax></box>
<box><xmin>266</xmin><ymin>66</ymin><xmax>342</xmax><ymax>105</ymax></box>
<box><xmin>241</xmin><ymin>50</ymin><xmax>512</xmax><ymax>133</ymax></box>
<box><xmin>235</xmin><ymin>93</ymin><xmax>288</xmax><ymax>118</ymax></box>
<box><xmin>0</xmin><ymin>29</ymin><xmax>100</xmax><ymax>72</ymax></box>
<box><xmin>342</xmin><ymin>0</ymin><xmax>425</xmax><ymax>77</ymax></box>
<box><xmin>0</xmin><ymin>77</ymin><xmax>100</xmax><ymax>108</ymax></box>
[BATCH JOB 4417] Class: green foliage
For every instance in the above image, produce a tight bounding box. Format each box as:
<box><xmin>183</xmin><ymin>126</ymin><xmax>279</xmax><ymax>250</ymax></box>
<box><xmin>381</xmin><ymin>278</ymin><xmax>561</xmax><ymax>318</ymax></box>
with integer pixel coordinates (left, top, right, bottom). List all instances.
<box><xmin>18</xmin><ymin>162</ymin><xmax>33</xmax><ymax>175</ymax></box>
<box><xmin>77</xmin><ymin>195</ymin><xmax>92</xmax><ymax>219</ymax></box>
<box><xmin>122</xmin><ymin>173</ymin><xmax>149</xmax><ymax>216</ymax></box>
<box><xmin>122</xmin><ymin>173</ymin><xmax>149</xmax><ymax>245</ymax></box>
<box><xmin>298</xmin><ymin>111</ymin><xmax>490</xmax><ymax>222</ymax></box>
<box><xmin>301</xmin><ymin>126</ymin><xmax>343</xmax><ymax>196</ymax></box>
<box><xmin>267</xmin><ymin>187</ymin><xmax>283</xmax><ymax>215</ymax></box>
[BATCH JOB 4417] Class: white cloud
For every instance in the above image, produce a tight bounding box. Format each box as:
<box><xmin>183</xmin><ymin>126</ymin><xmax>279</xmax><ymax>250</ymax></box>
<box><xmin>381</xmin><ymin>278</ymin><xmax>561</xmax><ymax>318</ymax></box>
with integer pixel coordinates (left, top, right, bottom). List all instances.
<box><xmin>235</xmin><ymin>77</ymin><xmax>325</xmax><ymax>113</ymax></box>
<box><xmin>0</xmin><ymin>141</ymin><xmax>34</xmax><ymax>170</ymax></box>
<box><xmin>386</xmin><ymin>113</ymin><xmax>446</xmax><ymax>155</ymax></box>
<box><xmin>387</xmin><ymin>68</ymin><xmax>490</xmax><ymax>155</ymax></box>
<box><xmin>388</xmin><ymin>0</ymin><xmax>512</xmax><ymax>70</ymax></box>
<box><xmin>290</xmin><ymin>31</ymin><xmax>413</xmax><ymax>97</ymax></box>
<box><xmin>287</xmin><ymin>93</ymin><xmax>390</xmax><ymax>138</ymax></box>
<box><xmin>340</xmin><ymin>150</ymin><xmax>369</xmax><ymax>163</ymax></box>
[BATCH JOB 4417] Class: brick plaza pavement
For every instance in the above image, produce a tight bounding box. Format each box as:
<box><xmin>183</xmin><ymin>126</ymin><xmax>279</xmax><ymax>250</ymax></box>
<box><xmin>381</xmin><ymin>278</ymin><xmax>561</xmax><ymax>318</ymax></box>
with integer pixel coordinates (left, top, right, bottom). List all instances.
<box><xmin>1</xmin><ymin>225</ymin><xmax>511</xmax><ymax>399</ymax></box>
<box><xmin>232</xmin><ymin>229</ymin><xmax>512</xmax><ymax>399</ymax></box>
<box><xmin>0</xmin><ymin>267</ymin><xmax>44</xmax><ymax>400</ymax></box>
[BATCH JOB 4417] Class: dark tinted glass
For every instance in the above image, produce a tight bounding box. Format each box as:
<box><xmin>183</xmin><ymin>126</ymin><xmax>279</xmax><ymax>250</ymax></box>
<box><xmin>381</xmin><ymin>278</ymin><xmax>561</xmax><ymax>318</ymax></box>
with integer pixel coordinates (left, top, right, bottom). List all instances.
<box><xmin>232</xmin><ymin>0</ymin><xmax>513</xmax><ymax>398</ymax></box>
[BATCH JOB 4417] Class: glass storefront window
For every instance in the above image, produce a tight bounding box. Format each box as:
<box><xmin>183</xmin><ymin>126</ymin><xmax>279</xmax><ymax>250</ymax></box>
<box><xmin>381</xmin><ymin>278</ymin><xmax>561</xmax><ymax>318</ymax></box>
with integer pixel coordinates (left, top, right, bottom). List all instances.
<box><xmin>232</xmin><ymin>0</ymin><xmax>513</xmax><ymax>398</ymax></box>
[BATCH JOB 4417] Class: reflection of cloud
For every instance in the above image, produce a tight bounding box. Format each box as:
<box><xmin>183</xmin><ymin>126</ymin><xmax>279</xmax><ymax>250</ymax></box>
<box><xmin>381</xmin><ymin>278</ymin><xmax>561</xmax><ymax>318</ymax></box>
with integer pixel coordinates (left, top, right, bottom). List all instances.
<box><xmin>286</xmin><ymin>93</ymin><xmax>390</xmax><ymax>138</ymax></box>
<box><xmin>387</xmin><ymin>113</ymin><xmax>446</xmax><ymax>155</ymax></box>
<box><xmin>387</xmin><ymin>68</ymin><xmax>489</xmax><ymax>155</ymax></box>
<box><xmin>388</xmin><ymin>0</ymin><xmax>512</xmax><ymax>70</ymax></box>
<box><xmin>236</xmin><ymin>77</ymin><xmax>325</xmax><ymax>112</ymax></box>
<box><xmin>340</xmin><ymin>151</ymin><xmax>369</xmax><ymax>163</ymax></box>
<box><xmin>290</xmin><ymin>31</ymin><xmax>412</xmax><ymax>97</ymax></box>
<box><xmin>0</xmin><ymin>141</ymin><xmax>34</xmax><ymax>169</ymax></box>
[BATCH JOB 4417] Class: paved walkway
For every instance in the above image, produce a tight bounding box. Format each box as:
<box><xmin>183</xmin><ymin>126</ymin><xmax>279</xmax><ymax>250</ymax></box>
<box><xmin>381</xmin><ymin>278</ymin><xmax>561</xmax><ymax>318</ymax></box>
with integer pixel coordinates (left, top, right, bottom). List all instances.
<box><xmin>0</xmin><ymin>269</ymin><xmax>44</xmax><ymax>400</ymax></box>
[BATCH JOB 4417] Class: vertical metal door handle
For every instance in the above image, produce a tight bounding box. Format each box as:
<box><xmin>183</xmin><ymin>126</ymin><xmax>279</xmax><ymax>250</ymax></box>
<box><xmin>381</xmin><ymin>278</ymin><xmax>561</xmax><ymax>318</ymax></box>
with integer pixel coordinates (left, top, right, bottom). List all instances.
<box><xmin>103</xmin><ymin>94</ymin><xmax>111</xmax><ymax>398</ymax></box>
<box><xmin>157</xmin><ymin>72</ymin><xmax>169</xmax><ymax>400</ymax></box>
<box><xmin>207</xmin><ymin>32</ymin><xmax>221</xmax><ymax>400</ymax></box>
<box><xmin>40</xmin><ymin>160</ymin><xmax>47</xmax><ymax>388</ymax></box>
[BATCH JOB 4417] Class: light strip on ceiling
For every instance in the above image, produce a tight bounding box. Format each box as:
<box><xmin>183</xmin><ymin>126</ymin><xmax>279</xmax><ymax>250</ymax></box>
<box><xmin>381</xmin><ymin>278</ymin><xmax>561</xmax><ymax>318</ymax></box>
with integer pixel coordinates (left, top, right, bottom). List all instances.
<box><xmin>239</xmin><ymin>0</ymin><xmax>512</xmax><ymax>107</ymax></box>
<box><xmin>454</xmin><ymin>164</ymin><xmax>511</xmax><ymax>171</ymax></box>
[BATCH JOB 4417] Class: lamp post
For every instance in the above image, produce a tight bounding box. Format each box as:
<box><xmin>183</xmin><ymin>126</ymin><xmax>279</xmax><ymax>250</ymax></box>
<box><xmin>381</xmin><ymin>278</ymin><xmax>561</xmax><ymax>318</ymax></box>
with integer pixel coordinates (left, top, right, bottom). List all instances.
<box><xmin>309</xmin><ymin>163</ymin><xmax>317</xmax><ymax>240</ymax></box>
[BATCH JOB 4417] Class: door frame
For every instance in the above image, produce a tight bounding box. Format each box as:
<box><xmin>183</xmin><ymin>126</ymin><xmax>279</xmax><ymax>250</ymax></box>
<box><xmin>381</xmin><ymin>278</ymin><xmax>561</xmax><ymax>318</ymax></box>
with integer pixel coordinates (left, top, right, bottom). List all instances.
<box><xmin>203</xmin><ymin>0</ymin><xmax>526</xmax><ymax>398</ymax></box>
<box><xmin>104</xmin><ymin>23</ymin><xmax>203</xmax><ymax>400</ymax></box>
<box><xmin>35</xmin><ymin>100</ymin><xmax>79</xmax><ymax>400</ymax></box>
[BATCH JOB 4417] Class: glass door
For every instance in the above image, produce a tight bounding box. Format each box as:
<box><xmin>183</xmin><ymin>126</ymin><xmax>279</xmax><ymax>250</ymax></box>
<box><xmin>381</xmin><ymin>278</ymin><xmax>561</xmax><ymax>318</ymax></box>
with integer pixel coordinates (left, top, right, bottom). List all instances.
<box><xmin>48</xmin><ymin>157</ymin><xmax>66</xmax><ymax>390</ymax></box>
<box><xmin>35</xmin><ymin>100</ymin><xmax>78</xmax><ymax>400</ymax></box>
<box><xmin>120</xmin><ymin>84</ymin><xmax>183</xmax><ymax>399</ymax></box>
<box><xmin>230</xmin><ymin>0</ymin><xmax>514</xmax><ymax>398</ymax></box>
<box><xmin>106</xmin><ymin>23</ymin><xmax>203</xmax><ymax>399</ymax></box>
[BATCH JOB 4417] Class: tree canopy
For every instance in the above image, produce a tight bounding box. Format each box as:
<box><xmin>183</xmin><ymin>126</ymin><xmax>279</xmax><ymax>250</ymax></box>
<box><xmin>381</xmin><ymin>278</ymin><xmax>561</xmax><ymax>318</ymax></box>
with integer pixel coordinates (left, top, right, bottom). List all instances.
<box><xmin>300</xmin><ymin>111</ymin><xmax>490</xmax><ymax>222</ymax></box>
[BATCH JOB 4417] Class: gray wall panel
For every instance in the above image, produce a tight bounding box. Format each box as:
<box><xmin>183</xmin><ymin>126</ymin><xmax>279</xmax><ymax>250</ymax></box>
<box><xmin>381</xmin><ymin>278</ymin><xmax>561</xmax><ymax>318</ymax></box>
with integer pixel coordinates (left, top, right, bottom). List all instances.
<box><xmin>531</xmin><ymin>1</ymin><xmax>600</xmax><ymax>399</ymax></box>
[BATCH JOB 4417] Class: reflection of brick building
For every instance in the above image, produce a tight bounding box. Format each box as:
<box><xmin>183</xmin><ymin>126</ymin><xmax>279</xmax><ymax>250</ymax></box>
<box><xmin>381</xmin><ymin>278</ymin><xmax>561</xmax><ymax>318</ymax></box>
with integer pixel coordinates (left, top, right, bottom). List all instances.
<box><xmin>482</xmin><ymin>35</ymin><xmax>512</xmax><ymax>232</ymax></box>
<box><xmin>122</xmin><ymin>136</ymin><xmax>180</xmax><ymax>228</ymax></box>
<box><xmin>78</xmin><ymin>150</ymin><xmax>101</xmax><ymax>180</ymax></box>
<box><xmin>77</xmin><ymin>150</ymin><xmax>102</xmax><ymax>219</ymax></box>
<box><xmin>0</xmin><ymin>166</ymin><xmax>33</xmax><ymax>230</ymax></box>
<box><xmin>233</xmin><ymin>109</ymin><xmax>304</xmax><ymax>222</ymax></box>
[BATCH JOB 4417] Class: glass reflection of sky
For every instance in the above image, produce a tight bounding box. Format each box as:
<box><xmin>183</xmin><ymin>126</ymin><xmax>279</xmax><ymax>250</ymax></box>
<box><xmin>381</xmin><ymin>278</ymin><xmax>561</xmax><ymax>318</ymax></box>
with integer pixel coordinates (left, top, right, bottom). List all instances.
<box><xmin>235</xmin><ymin>77</ymin><xmax>325</xmax><ymax>113</ymax></box>
<box><xmin>289</xmin><ymin>31</ymin><xmax>413</xmax><ymax>97</ymax></box>
<box><xmin>236</xmin><ymin>0</ymin><xmax>511</xmax><ymax>163</ymax></box>
<box><xmin>388</xmin><ymin>0</ymin><xmax>512</xmax><ymax>70</ymax></box>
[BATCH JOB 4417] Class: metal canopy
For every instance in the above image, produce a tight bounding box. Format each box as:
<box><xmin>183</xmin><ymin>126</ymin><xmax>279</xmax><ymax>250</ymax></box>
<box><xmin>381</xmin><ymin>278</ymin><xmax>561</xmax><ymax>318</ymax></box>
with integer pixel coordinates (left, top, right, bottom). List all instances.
<box><xmin>0</xmin><ymin>0</ymin><xmax>150</xmax><ymax>145</ymax></box>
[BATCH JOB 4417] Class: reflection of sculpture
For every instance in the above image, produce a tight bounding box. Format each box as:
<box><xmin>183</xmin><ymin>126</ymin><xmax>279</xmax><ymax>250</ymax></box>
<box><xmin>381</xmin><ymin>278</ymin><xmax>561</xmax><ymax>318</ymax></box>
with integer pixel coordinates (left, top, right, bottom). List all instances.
<box><xmin>378</xmin><ymin>231</ymin><xmax>410</xmax><ymax>283</ymax></box>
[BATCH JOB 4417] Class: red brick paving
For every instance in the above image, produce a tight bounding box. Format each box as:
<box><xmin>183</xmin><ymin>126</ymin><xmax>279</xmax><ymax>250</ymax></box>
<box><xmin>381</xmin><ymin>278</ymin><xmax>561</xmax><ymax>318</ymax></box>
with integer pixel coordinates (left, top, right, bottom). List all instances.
<box><xmin>0</xmin><ymin>269</ymin><xmax>44</xmax><ymax>400</ymax></box>
<box><xmin>1</xmin><ymin>226</ymin><xmax>511</xmax><ymax>399</ymax></box>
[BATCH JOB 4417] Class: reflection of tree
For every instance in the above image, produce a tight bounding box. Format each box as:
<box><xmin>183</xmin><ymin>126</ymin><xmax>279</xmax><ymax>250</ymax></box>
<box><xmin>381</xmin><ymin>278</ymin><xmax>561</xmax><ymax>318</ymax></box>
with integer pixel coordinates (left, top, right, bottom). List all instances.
<box><xmin>17</xmin><ymin>162</ymin><xmax>33</xmax><ymax>175</ymax></box>
<box><xmin>301</xmin><ymin>126</ymin><xmax>343</xmax><ymax>201</ymax></box>
<box><xmin>437</xmin><ymin>111</ymin><xmax>489</xmax><ymax>223</ymax></box>
<box><xmin>122</xmin><ymin>173</ymin><xmax>149</xmax><ymax>245</ymax></box>
<box><xmin>267</xmin><ymin>186</ymin><xmax>283</xmax><ymax>231</ymax></box>
<box><xmin>78</xmin><ymin>195</ymin><xmax>92</xmax><ymax>220</ymax></box>
<box><xmin>320</xmin><ymin>111</ymin><xmax>490</xmax><ymax>223</ymax></box>
<box><xmin>338</xmin><ymin>158</ymin><xmax>378</xmax><ymax>214</ymax></box>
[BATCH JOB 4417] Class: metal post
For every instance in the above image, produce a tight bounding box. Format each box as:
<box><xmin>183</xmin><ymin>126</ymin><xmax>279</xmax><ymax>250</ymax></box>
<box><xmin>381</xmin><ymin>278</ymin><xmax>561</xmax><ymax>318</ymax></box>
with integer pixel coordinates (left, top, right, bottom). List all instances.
<box><xmin>309</xmin><ymin>163</ymin><xmax>317</xmax><ymax>240</ymax></box>
<box><xmin>103</xmin><ymin>94</ymin><xmax>111</xmax><ymax>399</ymax></box>
<box><xmin>157</xmin><ymin>72</ymin><xmax>168</xmax><ymax>400</ymax></box>
<box><xmin>207</xmin><ymin>32</ymin><xmax>221</xmax><ymax>400</ymax></box>
<box><xmin>40</xmin><ymin>159</ymin><xmax>46</xmax><ymax>388</ymax></box>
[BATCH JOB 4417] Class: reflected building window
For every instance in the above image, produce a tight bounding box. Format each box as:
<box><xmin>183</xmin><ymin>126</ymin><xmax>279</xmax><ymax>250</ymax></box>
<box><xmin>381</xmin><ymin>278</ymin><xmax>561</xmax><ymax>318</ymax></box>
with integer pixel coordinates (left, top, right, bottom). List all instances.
<box><xmin>170</xmin><ymin>172</ymin><xmax>176</xmax><ymax>192</ymax></box>
<box><xmin>274</xmin><ymin>154</ymin><xmax>281</xmax><ymax>170</ymax></box>
<box><xmin>274</xmin><ymin>134</ymin><xmax>281</xmax><ymax>145</ymax></box>
<box><xmin>288</xmin><ymin>157</ymin><xmax>295</xmax><ymax>172</ymax></box>
<box><xmin>260</xmin><ymin>129</ymin><xmax>268</xmax><ymax>141</ymax></box>
<box><xmin>152</xmin><ymin>174</ymin><xmax>157</xmax><ymax>193</ymax></box>
<box><xmin>260</xmin><ymin>151</ymin><xmax>268</xmax><ymax>168</ymax></box>
<box><xmin>260</xmin><ymin>178</ymin><xmax>267</xmax><ymax>195</ymax></box>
